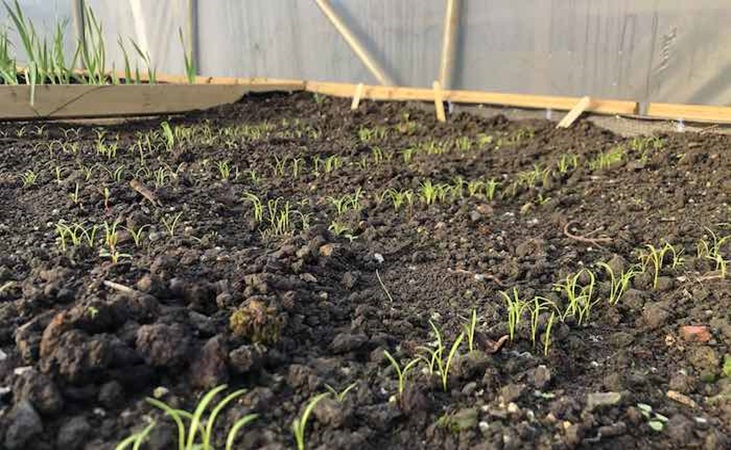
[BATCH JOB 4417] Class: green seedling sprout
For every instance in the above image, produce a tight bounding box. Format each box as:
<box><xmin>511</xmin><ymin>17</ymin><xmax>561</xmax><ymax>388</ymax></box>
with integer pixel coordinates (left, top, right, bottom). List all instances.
<box><xmin>401</xmin><ymin>147</ymin><xmax>416</xmax><ymax>164</ymax></box>
<box><xmin>146</xmin><ymin>384</ymin><xmax>256</xmax><ymax>450</ymax></box>
<box><xmin>557</xmin><ymin>154</ymin><xmax>578</xmax><ymax>174</ymax></box>
<box><xmin>467</xmin><ymin>180</ymin><xmax>485</xmax><ymax>197</ymax></box>
<box><xmin>455</xmin><ymin>136</ymin><xmax>473</xmax><ymax>151</ymax></box>
<box><xmin>383</xmin><ymin>189</ymin><xmax>414</xmax><ymax>212</ymax></box>
<box><xmin>419</xmin><ymin>180</ymin><xmax>439</xmax><ymax>205</ymax></box>
<box><xmin>418</xmin><ymin>322</ymin><xmax>464</xmax><ymax>392</ymax></box>
<box><xmin>21</xmin><ymin>170</ymin><xmax>37</xmax><ymax>187</ymax></box>
<box><xmin>124</xmin><ymin>224</ymin><xmax>150</xmax><ymax>248</ymax></box>
<box><xmin>382</xmin><ymin>350</ymin><xmax>421</xmax><ymax>395</ymax></box>
<box><xmin>328</xmin><ymin>195</ymin><xmax>351</xmax><ymax>215</ymax></box>
<box><xmin>697</xmin><ymin>228</ymin><xmax>729</xmax><ymax>277</ymax></box>
<box><xmin>160</xmin><ymin>121</ymin><xmax>175</xmax><ymax>151</ymax></box>
<box><xmin>323</xmin><ymin>155</ymin><xmax>341</xmax><ymax>173</ymax></box>
<box><xmin>216</xmin><ymin>160</ymin><xmax>231</xmax><ymax>181</ymax></box>
<box><xmin>115</xmin><ymin>419</ymin><xmax>156</xmax><ymax>450</ymax></box>
<box><xmin>597</xmin><ymin>262</ymin><xmax>638</xmax><ymax>305</ymax></box>
<box><xmin>553</xmin><ymin>268</ymin><xmax>596</xmax><ymax>325</ymax></box>
<box><xmin>292</xmin><ymin>157</ymin><xmax>303</xmax><ymax>178</ymax></box>
<box><xmin>178</xmin><ymin>28</ymin><xmax>196</xmax><ymax>84</ymax></box>
<box><xmin>462</xmin><ymin>309</ymin><xmax>478</xmax><ymax>353</ymax></box>
<box><xmin>637</xmin><ymin>403</ymin><xmax>668</xmax><ymax>432</ymax></box>
<box><xmin>324</xmin><ymin>382</ymin><xmax>358</xmax><ymax>402</ymax></box>
<box><xmin>100</xmin><ymin>220</ymin><xmax>129</xmax><ymax>264</ymax></box>
<box><xmin>638</xmin><ymin>243</ymin><xmax>683</xmax><ymax>288</ymax></box>
<box><xmin>530</xmin><ymin>296</ymin><xmax>558</xmax><ymax>348</ymax></box>
<box><xmin>242</xmin><ymin>193</ymin><xmax>263</xmax><ymax>223</ymax></box>
<box><xmin>543</xmin><ymin>312</ymin><xmax>556</xmax><ymax>356</ymax></box>
<box><xmin>485</xmin><ymin>178</ymin><xmax>499</xmax><ymax>201</ymax></box>
<box><xmin>589</xmin><ymin>147</ymin><xmax>625</xmax><ymax>170</ymax></box>
<box><xmin>69</xmin><ymin>182</ymin><xmax>81</xmax><ymax>205</ymax></box>
<box><xmin>161</xmin><ymin>212</ymin><xmax>183</xmax><ymax>237</ymax></box>
<box><xmin>500</xmin><ymin>287</ymin><xmax>528</xmax><ymax>341</ymax></box>
<box><xmin>272</xmin><ymin>155</ymin><xmax>288</xmax><ymax>177</ymax></box>
<box><xmin>292</xmin><ymin>392</ymin><xmax>330</xmax><ymax>450</ymax></box>
<box><xmin>77</xmin><ymin>223</ymin><xmax>99</xmax><ymax>247</ymax></box>
<box><xmin>246</xmin><ymin>169</ymin><xmax>261</xmax><ymax>184</ymax></box>
<box><xmin>328</xmin><ymin>220</ymin><xmax>351</xmax><ymax>236</ymax></box>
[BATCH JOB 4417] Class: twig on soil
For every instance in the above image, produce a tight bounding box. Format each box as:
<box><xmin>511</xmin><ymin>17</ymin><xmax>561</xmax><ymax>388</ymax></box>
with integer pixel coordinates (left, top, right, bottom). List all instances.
<box><xmin>129</xmin><ymin>179</ymin><xmax>161</xmax><ymax>207</ymax></box>
<box><xmin>562</xmin><ymin>220</ymin><xmax>612</xmax><ymax>248</ymax></box>
<box><xmin>474</xmin><ymin>333</ymin><xmax>509</xmax><ymax>354</ymax></box>
<box><xmin>103</xmin><ymin>280</ymin><xmax>141</xmax><ymax>296</ymax></box>
<box><xmin>375</xmin><ymin>269</ymin><xmax>394</xmax><ymax>303</ymax></box>
<box><xmin>695</xmin><ymin>271</ymin><xmax>725</xmax><ymax>282</ymax></box>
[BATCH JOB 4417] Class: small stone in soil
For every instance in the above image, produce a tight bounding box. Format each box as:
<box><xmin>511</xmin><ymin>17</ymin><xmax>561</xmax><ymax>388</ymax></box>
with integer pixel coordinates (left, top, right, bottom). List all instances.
<box><xmin>4</xmin><ymin>400</ymin><xmax>43</xmax><ymax>450</ymax></box>
<box><xmin>56</xmin><ymin>416</ymin><xmax>92</xmax><ymax>450</ymax></box>
<box><xmin>499</xmin><ymin>383</ymin><xmax>525</xmax><ymax>403</ymax></box>
<box><xmin>585</xmin><ymin>392</ymin><xmax>622</xmax><ymax>412</ymax></box>
<box><xmin>331</xmin><ymin>332</ymin><xmax>368</xmax><ymax>354</ymax></box>
<box><xmin>665</xmin><ymin>414</ymin><xmax>695</xmax><ymax>446</ymax></box>
<box><xmin>642</xmin><ymin>304</ymin><xmax>670</xmax><ymax>330</ymax></box>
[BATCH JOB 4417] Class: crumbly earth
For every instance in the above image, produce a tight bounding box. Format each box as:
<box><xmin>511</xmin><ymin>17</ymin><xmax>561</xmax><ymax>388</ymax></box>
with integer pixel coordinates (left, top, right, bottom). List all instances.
<box><xmin>0</xmin><ymin>92</ymin><xmax>729</xmax><ymax>450</ymax></box>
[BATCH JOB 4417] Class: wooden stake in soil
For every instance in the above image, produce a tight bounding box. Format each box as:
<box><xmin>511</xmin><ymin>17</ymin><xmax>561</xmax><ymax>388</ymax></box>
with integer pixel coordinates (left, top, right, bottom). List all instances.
<box><xmin>557</xmin><ymin>96</ymin><xmax>591</xmax><ymax>128</ymax></box>
<box><xmin>433</xmin><ymin>80</ymin><xmax>447</xmax><ymax>122</ymax></box>
<box><xmin>351</xmin><ymin>82</ymin><xmax>365</xmax><ymax>110</ymax></box>
<box><xmin>314</xmin><ymin>0</ymin><xmax>395</xmax><ymax>86</ymax></box>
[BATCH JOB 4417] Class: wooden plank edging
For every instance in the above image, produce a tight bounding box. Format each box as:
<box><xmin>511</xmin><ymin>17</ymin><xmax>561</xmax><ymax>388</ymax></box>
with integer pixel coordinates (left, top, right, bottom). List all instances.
<box><xmin>0</xmin><ymin>85</ymin><xmax>249</xmax><ymax>119</ymax></box>
<box><xmin>305</xmin><ymin>81</ymin><xmax>639</xmax><ymax>116</ymax></box>
<box><xmin>1</xmin><ymin>75</ymin><xmax>729</xmax><ymax>124</ymax></box>
<box><xmin>646</xmin><ymin>103</ymin><xmax>731</xmax><ymax>124</ymax></box>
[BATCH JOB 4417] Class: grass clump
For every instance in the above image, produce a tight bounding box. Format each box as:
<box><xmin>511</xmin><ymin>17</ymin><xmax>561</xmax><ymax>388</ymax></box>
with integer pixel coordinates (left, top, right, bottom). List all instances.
<box><xmin>229</xmin><ymin>299</ymin><xmax>282</xmax><ymax>344</ymax></box>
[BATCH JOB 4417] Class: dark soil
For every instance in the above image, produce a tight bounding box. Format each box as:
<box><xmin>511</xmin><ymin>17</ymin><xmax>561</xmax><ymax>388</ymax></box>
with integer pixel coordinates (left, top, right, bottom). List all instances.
<box><xmin>0</xmin><ymin>92</ymin><xmax>729</xmax><ymax>450</ymax></box>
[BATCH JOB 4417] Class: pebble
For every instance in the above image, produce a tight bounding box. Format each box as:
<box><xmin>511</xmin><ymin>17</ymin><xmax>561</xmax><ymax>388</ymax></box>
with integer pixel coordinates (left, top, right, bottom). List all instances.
<box><xmin>642</xmin><ymin>304</ymin><xmax>670</xmax><ymax>330</ymax></box>
<box><xmin>13</xmin><ymin>366</ymin><xmax>33</xmax><ymax>376</ymax></box>
<box><xmin>586</xmin><ymin>392</ymin><xmax>622</xmax><ymax>411</ymax></box>
<box><xmin>4</xmin><ymin>401</ymin><xmax>43</xmax><ymax>450</ymax></box>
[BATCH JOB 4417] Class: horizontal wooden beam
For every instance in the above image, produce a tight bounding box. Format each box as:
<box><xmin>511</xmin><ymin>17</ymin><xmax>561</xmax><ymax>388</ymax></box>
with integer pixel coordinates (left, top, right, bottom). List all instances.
<box><xmin>14</xmin><ymin>65</ymin><xmax>305</xmax><ymax>89</ymax></box>
<box><xmin>305</xmin><ymin>81</ymin><xmax>639</xmax><ymax>115</ymax></box>
<box><xmin>646</xmin><ymin>103</ymin><xmax>731</xmax><ymax>124</ymax></box>
<box><xmin>0</xmin><ymin>84</ymin><xmax>288</xmax><ymax>120</ymax></box>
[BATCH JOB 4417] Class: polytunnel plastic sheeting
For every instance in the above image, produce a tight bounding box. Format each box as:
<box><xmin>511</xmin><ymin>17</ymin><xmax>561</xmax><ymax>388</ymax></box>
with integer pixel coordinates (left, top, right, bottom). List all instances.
<box><xmin>0</xmin><ymin>0</ymin><xmax>77</xmax><ymax>68</ymax></box>
<box><xmin>84</xmin><ymin>0</ymin><xmax>188</xmax><ymax>77</ymax></box>
<box><xmin>2</xmin><ymin>0</ymin><xmax>731</xmax><ymax>106</ymax></box>
<box><xmin>195</xmin><ymin>0</ymin><xmax>731</xmax><ymax>105</ymax></box>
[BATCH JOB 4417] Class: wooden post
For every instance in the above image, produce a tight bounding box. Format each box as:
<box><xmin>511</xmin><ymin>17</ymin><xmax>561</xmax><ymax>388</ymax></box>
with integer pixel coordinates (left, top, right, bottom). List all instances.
<box><xmin>351</xmin><ymin>83</ymin><xmax>364</xmax><ymax>110</ymax></box>
<box><xmin>433</xmin><ymin>81</ymin><xmax>446</xmax><ymax>122</ymax></box>
<box><xmin>439</xmin><ymin>0</ymin><xmax>461</xmax><ymax>89</ymax></box>
<box><xmin>188</xmin><ymin>0</ymin><xmax>199</xmax><ymax>76</ymax></box>
<box><xmin>314</xmin><ymin>0</ymin><xmax>395</xmax><ymax>86</ymax></box>
<box><xmin>71</xmin><ymin>0</ymin><xmax>86</xmax><ymax>70</ymax></box>
<box><xmin>557</xmin><ymin>96</ymin><xmax>591</xmax><ymax>128</ymax></box>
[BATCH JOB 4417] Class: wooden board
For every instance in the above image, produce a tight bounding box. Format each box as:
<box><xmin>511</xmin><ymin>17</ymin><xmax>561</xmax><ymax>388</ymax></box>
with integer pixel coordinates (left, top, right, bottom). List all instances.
<box><xmin>306</xmin><ymin>81</ymin><xmax>639</xmax><ymax>115</ymax></box>
<box><xmin>432</xmin><ymin>81</ymin><xmax>446</xmax><ymax>122</ymax></box>
<box><xmin>646</xmin><ymin>103</ymin><xmax>731</xmax><ymax>124</ymax></box>
<box><xmin>557</xmin><ymin>96</ymin><xmax>591</xmax><ymax>128</ymax></box>
<box><xmin>0</xmin><ymin>85</ymin><xmax>258</xmax><ymax>120</ymax></box>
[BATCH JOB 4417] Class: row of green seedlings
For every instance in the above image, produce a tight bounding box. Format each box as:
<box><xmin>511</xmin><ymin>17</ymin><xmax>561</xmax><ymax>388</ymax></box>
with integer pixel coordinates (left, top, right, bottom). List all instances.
<box><xmin>21</xmin><ymin>162</ymin><xmax>165</xmax><ymax>188</ymax></box>
<box><xmin>382</xmin><ymin>315</ymin><xmax>489</xmax><ymax>400</ymax></box>
<box><xmin>241</xmin><ymin>193</ymin><xmax>312</xmax><ymax>238</ymax></box>
<box><xmin>500</xmin><ymin>235</ymin><xmax>728</xmax><ymax>351</ymax></box>
<box><xmin>118</xmin><ymin>382</ymin><xmax>359</xmax><ymax>450</ymax></box>
<box><xmin>587</xmin><ymin>136</ymin><xmax>664</xmax><ymax>171</ymax></box>
<box><xmin>1</xmin><ymin>0</ymin><xmax>202</xmax><ymax>90</ymax></box>
<box><xmin>327</xmin><ymin>188</ymin><xmax>363</xmax><ymax>239</ymax></box>
<box><xmin>54</xmin><ymin>214</ymin><xmax>182</xmax><ymax>262</ymax></box>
